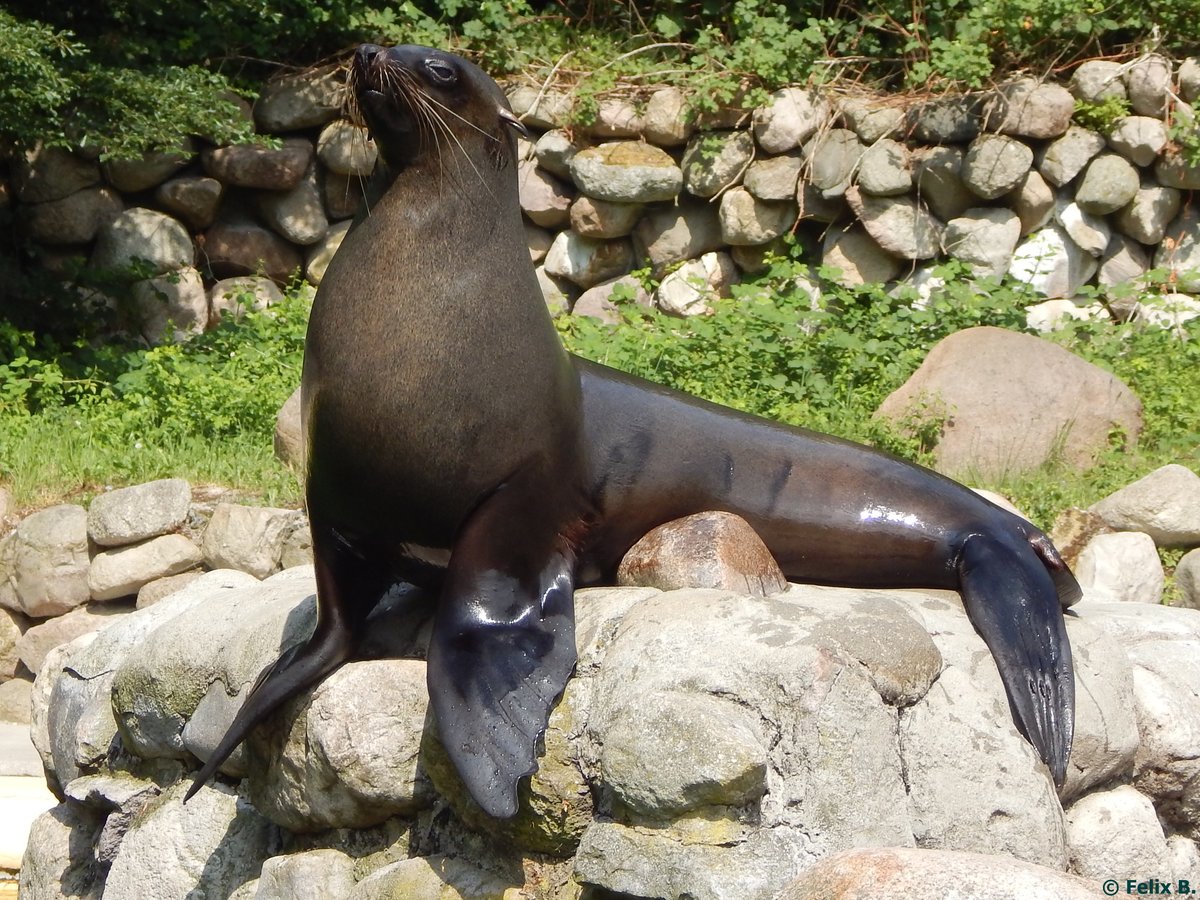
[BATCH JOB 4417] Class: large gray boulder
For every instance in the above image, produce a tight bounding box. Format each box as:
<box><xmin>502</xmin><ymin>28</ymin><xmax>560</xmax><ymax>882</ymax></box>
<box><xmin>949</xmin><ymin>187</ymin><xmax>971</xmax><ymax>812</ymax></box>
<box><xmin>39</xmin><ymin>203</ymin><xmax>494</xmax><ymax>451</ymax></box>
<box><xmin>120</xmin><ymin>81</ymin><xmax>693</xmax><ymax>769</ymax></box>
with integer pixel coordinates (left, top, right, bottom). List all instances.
<box><xmin>101</xmin><ymin>781</ymin><xmax>279</xmax><ymax>900</ymax></box>
<box><xmin>1071</xmin><ymin>601</ymin><xmax>1200</xmax><ymax>814</ymax></box>
<box><xmin>801</xmin><ymin>128</ymin><xmax>862</xmax><ymax>198</ymax></box>
<box><xmin>202</xmin><ymin>137</ymin><xmax>313</xmax><ymax>190</ymax></box>
<box><xmin>642</xmin><ymin>86</ymin><xmax>695</xmax><ymax>146</ymax></box>
<box><xmin>517</xmin><ymin>159</ymin><xmax>573</xmax><ymax>228</ymax></box>
<box><xmin>876</xmin><ymin>326</ymin><xmax>1143</xmax><ymax>479</ymax></box>
<box><xmin>11</xmin><ymin>145</ymin><xmax>101</xmax><ymax>203</ymax></box>
<box><xmin>129</xmin><ymin>265</ymin><xmax>210</xmax><ymax>345</ymax></box>
<box><xmin>1038</xmin><ymin>126</ymin><xmax>1106</xmax><ymax>187</ymax></box>
<box><xmin>855</xmin><ymin>138</ymin><xmax>912</xmax><ymax>196</ymax></box>
<box><xmin>633</xmin><ymin>198</ymin><xmax>724</xmax><ymax>271</ymax></box>
<box><xmin>1089</xmin><ymin>465</ymin><xmax>1200</xmax><ymax>547</ymax></box>
<box><xmin>753</xmin><ymin>87</ymin><xmax>831</xmax><ymax>153</ymax></box>
<box><xmin>568</xmin><ymin>141</ymin><xmax>683</xmax><ymax>203</ymax></box>
<box><xmin>1178</xmin><ymin>549</ymin><xmax>1200</xmax><ymax>610</ymax></box>
<box><xmin>1065</xmin><ymin>784</ymin><xmax>1172</xmax><ymax>879</ymax></box>
<box><xmin>569</xmin><ymin>196</ymin><xmax>643</xmax><ymax>239</ymax></box>
<box><xmin>1115</xmin><ymin>183</ymin><xmax>1181</xmax><ymax>245</ymax></box>
<box><xmin>821</xmin><ymin>225</ymin><xmax>902</xmax><ymax>286</ymax></box>
<box><xmin>718</xmin><ymin>188</ymin><xmax>796</xmax><ymax>246</ymax></box>
<box><xmin>315</xmin><ymin>120</ymin><xmax>376</xmax><ymax>177</ymax></box>
<box><xmin>257</xmin><ymin>166</ymin><xmax>329</xmax><ymax>246</ymax></box>
<box><xmin>108</xmin><ymin>569</ymin><xmax>302</xmax><ymax>770</ymax></box>
<box><xmin>776</xmin><ymin>847</ymin><xmax>1096</xmax><ymax>899</ymax></box>
<box><xmin>984</xmin><ymin>79</ymin><xmax>1075</xmax><ymax>139</ymax></box>
<box><xmin>1076</xmin><ymin>153</ymin><xmax>1140</xmax><ymax>215</ymax></box>
<box><xmin>156</xmin><ymin>175</ymin><xmax>223</xmax><ymax>230</ymax></box>
<box><xmin>18</xmin><ymin>552</ymin><xmax>1198</xmax><ymax>900</ymax></box>
<box><xmin>1108</xmin><ymin>116</ymin><xmax>1169</xmax><ymax>166</ymax></box>
<box><xmin>845</xmin><ymin>186</ymin><xmax>943</xmax><ymax>259</ymax></box>
<box><xmin>682</xmin><ymin>131</ymin><xmax>756</xmax><ymax>198</ymax></box>
<box><xmin>1154</xmin><ymin>205</ymin><xmax>1200</xmax><ymax>292</ymax></box>
<box><xmin>202</xmin><ymin>213</ymin><xmax>304</xmax><ymax>284</ymax></box>
<box><xmin>0</xmin><ymin>607</ymin><xmax>27</xmax><ymax>679</ymax></box>
<box><xmin>103</xmin><ymin>143</ymin><xmax>195</xmax><ymax>193</ymax></box>
<box><xmin>16</xmin><ymin>601</ymin><xmax>133</xmax><ymax>676</ymax></box>
<box><xmin>912</xmin><ymin>146</ymin><xmax>976</xmax><ymax>221</ymax></box>
<box><xmin>962</xmin><ymin>134</ymin><xmax>1033</xmax><ymax>200</ymax></box>
<box><xmin>17</xmin><ymin>803</ymin><xmax>106</xmax><ymax>899</ymax></box>
<box><xmin>1075</xmin><ymin>532</ymin><xmax>1165</xmax><ymax>604</ymax></box>
<box><xmin>943</xmin><ymin>208</ymin><xmax>1021</xmax><ymax>279</ymax></box>
<box><xmin>1008</xmin><ymin>225</ymin><xmax>1100</xmax><ymax>298</ymax></box>
<box><xmin>253</xmin><ymin>66</ymin><xmax>342</xmax><ymax>133</ymax></box>
<box><xmin>34</xmin><ymin>571</ymin><xmax>256</xmax><ymax>787</ymax></box>
<box><xmin>200</xmin><ymin>504</ymin><xmax>304</xmax><ymax>579</ymax></box>
<box><xmin>544</xmin><ymin>230</ymin><xmax>634</xmax><ymax>289</ymax></box>
<box><xmin>22</xmin><ymin>186</ymin><xmax>124</xmax><ymax>245</ymax></box>
<box><xmin>88</xmin><ymin>534</ymin><xmax>204</xmax><ymax>601</ymax></box>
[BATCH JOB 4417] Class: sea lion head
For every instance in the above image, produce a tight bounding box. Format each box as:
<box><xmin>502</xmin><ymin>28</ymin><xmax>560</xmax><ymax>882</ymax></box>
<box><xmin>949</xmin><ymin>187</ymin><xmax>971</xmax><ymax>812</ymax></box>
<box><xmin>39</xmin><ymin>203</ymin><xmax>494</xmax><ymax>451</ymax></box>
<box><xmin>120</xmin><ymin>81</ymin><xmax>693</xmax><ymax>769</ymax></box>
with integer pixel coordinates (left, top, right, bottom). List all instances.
<box><xmin>348</xmin><ymin>44</ymin><xmax>527</xmax><ymax>173</ymax></box>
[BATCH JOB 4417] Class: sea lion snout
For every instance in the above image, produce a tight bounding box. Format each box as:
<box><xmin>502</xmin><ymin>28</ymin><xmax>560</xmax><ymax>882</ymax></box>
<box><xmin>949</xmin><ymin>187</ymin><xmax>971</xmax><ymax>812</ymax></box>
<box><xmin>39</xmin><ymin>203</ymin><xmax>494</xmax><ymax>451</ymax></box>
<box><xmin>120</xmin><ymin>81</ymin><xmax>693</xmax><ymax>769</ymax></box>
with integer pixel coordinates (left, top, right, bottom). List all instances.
<box><xmin>354</xmin><ymin>43</ymin><xmax>384</xmax><ymax>72</ymax></box>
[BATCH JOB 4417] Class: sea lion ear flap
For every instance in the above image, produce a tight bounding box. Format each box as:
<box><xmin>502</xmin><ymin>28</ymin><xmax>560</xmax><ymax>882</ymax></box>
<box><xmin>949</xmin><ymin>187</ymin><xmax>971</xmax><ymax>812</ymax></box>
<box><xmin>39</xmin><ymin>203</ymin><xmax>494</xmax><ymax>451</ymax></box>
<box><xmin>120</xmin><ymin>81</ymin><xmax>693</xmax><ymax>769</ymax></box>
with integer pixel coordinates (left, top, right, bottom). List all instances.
<box><xmin>499</xmin><ymin>106</ymin><xmax>531</xmax><ymax>138</ymax></box>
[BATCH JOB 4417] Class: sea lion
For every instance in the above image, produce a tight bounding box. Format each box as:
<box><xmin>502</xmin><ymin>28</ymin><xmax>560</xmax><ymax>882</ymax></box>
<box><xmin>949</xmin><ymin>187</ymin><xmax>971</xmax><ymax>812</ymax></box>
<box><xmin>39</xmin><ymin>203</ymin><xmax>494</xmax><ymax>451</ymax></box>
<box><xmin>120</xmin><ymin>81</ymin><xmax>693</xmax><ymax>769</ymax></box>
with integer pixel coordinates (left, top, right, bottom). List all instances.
<box><xmin>188</xmin><ymin>44</ymin><xmax>1080</xmax><ymax>819</ymax></box>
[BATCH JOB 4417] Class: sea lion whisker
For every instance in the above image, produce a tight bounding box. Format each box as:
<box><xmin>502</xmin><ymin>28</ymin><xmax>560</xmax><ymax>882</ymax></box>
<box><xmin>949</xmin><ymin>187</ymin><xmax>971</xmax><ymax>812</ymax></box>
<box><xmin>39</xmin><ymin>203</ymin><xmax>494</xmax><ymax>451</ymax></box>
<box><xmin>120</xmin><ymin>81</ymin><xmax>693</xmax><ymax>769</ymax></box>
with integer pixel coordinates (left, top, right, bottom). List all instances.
<box><xmin>422</xmin><ymin>92</ymin><xmax>498</xmax><ymax>143</ymax></box>
<box><xmin>392</xmin><ymin>69</ymin><xmax>443</xmax><ymax>162</ymax></box>
<box><xmin>408</xmin><ymin>84</ymin><xmax>492</xmax><ymax>196</ymax></box>
<box><xmin>402</xmin><ymin>81</ymin><xmax>455</xmax><ymax>188</ymax></box>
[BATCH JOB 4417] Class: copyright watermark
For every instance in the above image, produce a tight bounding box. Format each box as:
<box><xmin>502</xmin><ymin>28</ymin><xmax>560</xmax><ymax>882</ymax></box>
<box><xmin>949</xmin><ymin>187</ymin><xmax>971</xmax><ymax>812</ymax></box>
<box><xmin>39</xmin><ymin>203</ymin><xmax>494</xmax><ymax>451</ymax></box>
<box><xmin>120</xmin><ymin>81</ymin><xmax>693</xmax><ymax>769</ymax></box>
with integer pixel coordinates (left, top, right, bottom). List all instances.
<box><xmin>1101</xmin><ymin>879</ymin><xmax>1196</xmax><ymax>896</ymax></box>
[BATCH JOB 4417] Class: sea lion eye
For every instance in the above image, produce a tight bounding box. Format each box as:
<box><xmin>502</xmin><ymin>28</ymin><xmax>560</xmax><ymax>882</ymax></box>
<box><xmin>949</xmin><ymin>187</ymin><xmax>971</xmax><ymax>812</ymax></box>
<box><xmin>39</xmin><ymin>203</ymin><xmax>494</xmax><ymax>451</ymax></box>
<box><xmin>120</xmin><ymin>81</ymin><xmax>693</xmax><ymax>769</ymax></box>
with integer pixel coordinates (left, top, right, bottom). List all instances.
<box><xmin>425</xmin><ymin>59</ymin><xmax>457</xmax><ymax>85</ymax></box>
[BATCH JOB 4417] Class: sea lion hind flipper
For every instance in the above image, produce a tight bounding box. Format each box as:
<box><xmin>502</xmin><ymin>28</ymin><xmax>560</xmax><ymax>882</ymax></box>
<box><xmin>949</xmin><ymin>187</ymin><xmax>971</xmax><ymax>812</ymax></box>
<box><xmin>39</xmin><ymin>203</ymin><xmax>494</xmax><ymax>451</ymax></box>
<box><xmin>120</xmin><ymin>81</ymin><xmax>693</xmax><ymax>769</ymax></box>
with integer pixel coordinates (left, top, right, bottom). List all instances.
<box><xmin>957</xmin><ymin>533</ymin><xmax>1075</xmax><ymax>787</ymax></box>
<box><xmin>426</xmin><ymin>491</ymin><xmax>579</xmax><ymax>819</ymax></box>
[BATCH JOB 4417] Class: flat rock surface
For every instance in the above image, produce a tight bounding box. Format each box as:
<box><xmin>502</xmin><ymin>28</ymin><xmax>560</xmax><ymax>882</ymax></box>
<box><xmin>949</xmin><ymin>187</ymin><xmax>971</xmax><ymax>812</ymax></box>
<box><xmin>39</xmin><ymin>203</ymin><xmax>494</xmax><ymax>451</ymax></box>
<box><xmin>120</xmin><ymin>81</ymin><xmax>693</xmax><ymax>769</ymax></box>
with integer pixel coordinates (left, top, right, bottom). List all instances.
<box><xmin>0</xmin><ymin>775</ymin><xmax>57</xmax><ymax>870</ymax></box>
<box><xmin>0</xmin><ymin>722</ymin><xmax>41</xmax><ymax>777</ymax></box>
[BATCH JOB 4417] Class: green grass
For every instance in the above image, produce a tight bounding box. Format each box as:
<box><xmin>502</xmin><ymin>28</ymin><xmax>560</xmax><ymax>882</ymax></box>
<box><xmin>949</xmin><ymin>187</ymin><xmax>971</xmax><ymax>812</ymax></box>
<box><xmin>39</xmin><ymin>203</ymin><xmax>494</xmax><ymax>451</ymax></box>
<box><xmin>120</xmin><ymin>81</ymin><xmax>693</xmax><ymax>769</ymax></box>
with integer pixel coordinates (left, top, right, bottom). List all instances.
<box><xmin>0</xmin><ymin>290</ymin><xmax>309</xmax><ymax>513</ymax></box>
<box><xmin>1</xmin><ymin>419</ymin><xmax>301</xmax><ymax>512</ymax></box>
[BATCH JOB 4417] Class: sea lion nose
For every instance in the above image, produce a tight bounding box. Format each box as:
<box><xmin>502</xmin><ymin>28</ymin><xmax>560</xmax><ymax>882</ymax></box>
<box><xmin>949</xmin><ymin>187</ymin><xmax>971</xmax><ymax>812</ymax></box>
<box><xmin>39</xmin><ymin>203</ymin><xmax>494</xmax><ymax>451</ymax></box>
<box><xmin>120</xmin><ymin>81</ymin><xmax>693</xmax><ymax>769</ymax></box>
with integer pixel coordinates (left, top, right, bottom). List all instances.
<box><xmin>355</xmin><ymin>44</ymin><xmax>385</xmax><ymax>71</ymax></box>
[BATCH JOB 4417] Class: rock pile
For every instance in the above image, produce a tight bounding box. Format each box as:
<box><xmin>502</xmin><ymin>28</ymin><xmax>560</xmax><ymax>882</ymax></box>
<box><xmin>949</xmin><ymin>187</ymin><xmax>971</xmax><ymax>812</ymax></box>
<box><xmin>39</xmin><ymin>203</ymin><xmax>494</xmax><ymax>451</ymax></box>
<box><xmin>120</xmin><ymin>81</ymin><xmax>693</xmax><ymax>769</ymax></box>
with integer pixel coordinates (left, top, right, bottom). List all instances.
<box><xmin>4</xmin><ymin>460</ymin><xmax>1199</xmax><ymax>899</ymax></box>
<box><xmin>8</xmin><ymin>56</ymin><xmax>1200</xmax><ymax>341</ymax></box>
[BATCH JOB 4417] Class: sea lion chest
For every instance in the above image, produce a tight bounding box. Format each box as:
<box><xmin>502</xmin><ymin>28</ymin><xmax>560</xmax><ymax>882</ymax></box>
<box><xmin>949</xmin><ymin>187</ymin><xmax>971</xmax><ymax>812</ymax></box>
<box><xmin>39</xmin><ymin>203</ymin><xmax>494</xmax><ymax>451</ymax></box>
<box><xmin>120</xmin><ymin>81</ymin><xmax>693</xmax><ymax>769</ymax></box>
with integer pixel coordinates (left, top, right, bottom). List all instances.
<box><xmin>301</xmin><ymin>177</ymin><xmax>581</xmax><ymax>547</ymax></box>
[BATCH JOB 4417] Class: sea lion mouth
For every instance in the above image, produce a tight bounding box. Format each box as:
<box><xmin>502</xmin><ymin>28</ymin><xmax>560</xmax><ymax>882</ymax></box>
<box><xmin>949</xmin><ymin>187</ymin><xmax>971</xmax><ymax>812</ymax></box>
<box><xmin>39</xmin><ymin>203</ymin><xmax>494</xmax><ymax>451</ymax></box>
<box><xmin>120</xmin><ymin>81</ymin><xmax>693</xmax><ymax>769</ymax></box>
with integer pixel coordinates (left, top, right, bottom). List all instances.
<box><xmin>345</xmin><ymin>45</ymin><xmax>411</xmax><ymax>128</ymax></box>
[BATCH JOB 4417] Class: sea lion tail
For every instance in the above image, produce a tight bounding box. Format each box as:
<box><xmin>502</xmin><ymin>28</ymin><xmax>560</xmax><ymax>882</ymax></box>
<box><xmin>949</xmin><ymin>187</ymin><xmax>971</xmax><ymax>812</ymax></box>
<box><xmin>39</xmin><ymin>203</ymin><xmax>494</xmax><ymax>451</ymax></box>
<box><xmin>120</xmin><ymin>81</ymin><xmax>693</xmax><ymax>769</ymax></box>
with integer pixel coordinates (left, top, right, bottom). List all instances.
<box><xmin>183</xmin><ymin>623</ymin><xmax>353</xmax><ymax>802</ymax></box>
<box><xmin>957</xmin><ymin>532</ymin><xmax>1075</xmax><ymax>787</ymax></box>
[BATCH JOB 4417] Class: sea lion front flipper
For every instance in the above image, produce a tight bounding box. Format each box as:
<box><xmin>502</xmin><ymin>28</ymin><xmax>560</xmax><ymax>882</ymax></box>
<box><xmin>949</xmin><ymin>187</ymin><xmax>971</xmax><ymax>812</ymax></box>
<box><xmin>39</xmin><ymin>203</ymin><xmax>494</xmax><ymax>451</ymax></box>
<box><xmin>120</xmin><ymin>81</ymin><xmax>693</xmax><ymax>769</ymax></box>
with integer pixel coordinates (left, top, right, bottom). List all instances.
<box><xmin>957</xmin><ymin>533</ymin><xmax>1075</xmax><ymax>787</ymax></box>
<box><xmin>426</xmin><ymin>486</ymin><xmax>579</xmax><ymax>819</ymax></box>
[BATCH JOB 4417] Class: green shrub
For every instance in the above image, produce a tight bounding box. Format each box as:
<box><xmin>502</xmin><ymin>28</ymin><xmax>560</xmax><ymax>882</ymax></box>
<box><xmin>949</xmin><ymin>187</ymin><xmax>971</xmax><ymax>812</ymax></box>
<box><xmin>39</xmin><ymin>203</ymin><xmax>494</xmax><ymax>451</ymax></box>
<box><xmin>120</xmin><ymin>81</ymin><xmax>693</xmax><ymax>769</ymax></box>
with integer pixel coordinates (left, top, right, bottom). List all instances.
<box><xmin>1074</xmin><ymin>96</ymin><xmax>1133</xmax><ymax>135</ymax></box>
<box><xmin>0</xmin><ymin>10</ymin><xmax>257</xmax><ymax>158</ymax></box>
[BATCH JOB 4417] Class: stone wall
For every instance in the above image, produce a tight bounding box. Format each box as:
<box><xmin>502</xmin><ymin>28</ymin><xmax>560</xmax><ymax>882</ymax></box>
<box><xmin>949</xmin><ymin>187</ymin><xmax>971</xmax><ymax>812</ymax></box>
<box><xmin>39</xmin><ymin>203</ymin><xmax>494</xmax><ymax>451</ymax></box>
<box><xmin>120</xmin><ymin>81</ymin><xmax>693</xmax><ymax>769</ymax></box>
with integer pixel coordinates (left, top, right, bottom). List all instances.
<box><xmin>7</xmin><ymin>56</ymin><xmax>1200</xmax><ymax>341</ymax></box>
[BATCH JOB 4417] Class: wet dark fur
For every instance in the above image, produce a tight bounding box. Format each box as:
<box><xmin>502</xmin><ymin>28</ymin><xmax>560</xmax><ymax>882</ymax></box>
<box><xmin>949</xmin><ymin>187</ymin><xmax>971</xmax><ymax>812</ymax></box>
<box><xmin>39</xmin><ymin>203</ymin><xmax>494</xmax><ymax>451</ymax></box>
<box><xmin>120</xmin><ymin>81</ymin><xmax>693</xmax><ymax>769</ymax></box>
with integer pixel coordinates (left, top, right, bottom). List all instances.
<box><xmin>188</xmin><ymin>45</ymin><xmax>1081</xmax><ymax>819</ymax></box>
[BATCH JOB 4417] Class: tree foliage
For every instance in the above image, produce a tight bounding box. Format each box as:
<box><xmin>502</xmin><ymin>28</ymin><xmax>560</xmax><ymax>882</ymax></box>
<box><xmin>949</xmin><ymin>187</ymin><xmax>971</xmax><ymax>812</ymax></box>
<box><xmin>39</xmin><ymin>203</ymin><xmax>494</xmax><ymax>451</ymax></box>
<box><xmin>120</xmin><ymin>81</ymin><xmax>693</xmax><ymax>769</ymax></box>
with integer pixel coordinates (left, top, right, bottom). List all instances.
<box><xmin>0</xmin><ymin>9</ymin><xmax>260</xmax><ymax>159</ymax></box>
<box><xmin>4</xmin><ymin>0</ymin><xmax>1200</xmax><ymax>161</ymax></box>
